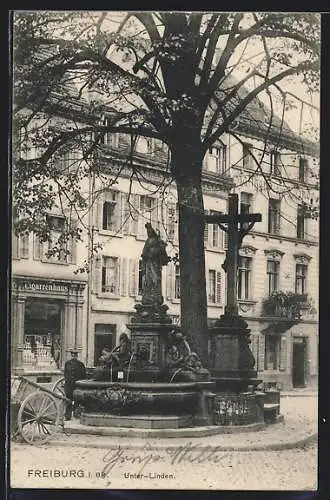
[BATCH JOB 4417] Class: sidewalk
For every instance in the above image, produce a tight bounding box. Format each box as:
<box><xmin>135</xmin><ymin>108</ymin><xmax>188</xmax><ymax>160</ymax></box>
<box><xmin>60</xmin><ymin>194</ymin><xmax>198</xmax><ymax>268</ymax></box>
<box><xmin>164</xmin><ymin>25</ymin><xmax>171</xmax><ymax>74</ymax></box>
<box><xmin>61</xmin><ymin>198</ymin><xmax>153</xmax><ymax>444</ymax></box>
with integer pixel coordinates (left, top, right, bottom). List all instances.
<box><xmin>52</xmin><ymin>395</ymin><xmax>317</xmax><ymax>452</ymax></box>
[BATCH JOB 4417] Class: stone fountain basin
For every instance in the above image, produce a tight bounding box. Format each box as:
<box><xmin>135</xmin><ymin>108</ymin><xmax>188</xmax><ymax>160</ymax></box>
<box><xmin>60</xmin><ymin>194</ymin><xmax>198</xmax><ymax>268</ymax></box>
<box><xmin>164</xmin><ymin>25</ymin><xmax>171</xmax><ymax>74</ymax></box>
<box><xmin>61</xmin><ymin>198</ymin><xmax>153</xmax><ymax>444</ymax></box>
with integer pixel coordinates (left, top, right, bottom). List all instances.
<box><xmin>73</xmin><ymin>380</ymin><xmax>200</xmax><ymax>415</ymax></box>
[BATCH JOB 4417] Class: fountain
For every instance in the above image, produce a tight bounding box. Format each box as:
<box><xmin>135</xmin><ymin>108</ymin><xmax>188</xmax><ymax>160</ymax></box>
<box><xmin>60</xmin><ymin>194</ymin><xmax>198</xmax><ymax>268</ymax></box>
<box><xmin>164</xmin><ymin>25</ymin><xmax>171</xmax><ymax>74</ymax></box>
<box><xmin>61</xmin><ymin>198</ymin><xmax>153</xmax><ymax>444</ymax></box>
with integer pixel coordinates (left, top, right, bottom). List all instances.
<box><xmin>74</xmin><ymin>224</ymin><xmax>216</xmax><ymax>430</ymax></box>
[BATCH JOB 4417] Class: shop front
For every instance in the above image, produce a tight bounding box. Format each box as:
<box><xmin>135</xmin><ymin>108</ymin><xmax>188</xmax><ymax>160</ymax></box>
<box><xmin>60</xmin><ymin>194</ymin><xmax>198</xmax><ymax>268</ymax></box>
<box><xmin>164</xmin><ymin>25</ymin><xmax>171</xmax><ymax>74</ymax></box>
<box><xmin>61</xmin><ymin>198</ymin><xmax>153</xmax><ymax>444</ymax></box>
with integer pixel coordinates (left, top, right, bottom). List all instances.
<box><xmin>12</xmin><ymin>275</ymin><xmax>86</xmax><ymax>380</ymax></box>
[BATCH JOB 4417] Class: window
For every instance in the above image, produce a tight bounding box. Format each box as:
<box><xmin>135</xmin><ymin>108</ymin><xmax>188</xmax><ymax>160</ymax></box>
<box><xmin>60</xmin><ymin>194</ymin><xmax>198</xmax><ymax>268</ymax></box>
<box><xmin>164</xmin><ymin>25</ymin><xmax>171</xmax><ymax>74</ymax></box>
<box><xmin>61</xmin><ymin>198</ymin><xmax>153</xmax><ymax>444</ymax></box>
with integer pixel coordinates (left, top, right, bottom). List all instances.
<box><xmin>264</xmin><ymin>335</ymin><xmax>281</xmax><ymax>370</ymax></box>
<box><xmin>102</xmin><ymin>191</ymin><xmax>120</xmax><ymax>231</ymax></box>
<box><xmin>167</xmin><ymin>203</ymin><xmax>178</xmax><ymax>242</ymax></box>
<box><xmin>208</xmin><ymin>270</ymin><xmax>221</xmax><ymax>304</ymax></box>
<box><xmin>100</xmin><ymin>117</ymin><xmax>118</xmax><ymax>147</ymax></box>
<box><xmin>296</xmin><ymin>205</ymin><xmax>306</xmax><ymax>239</ymax></box>
<box><xmin>238</xmin><ymin>256</ymin><xmax>251</xmax><ymax>300</ymax></box>
<box><xmin>240</xmin><ymin>192</ymin><xmax>253</xmax><ymax>231</ymax></box>
<box><xmin>267</xmin><ymin>260</ymin><xmax>279</xmax><ymax>295</ymax></box>
<box><xmin>138</xmin><ymin>195</ymin><xmax>157</xmax><ymax>237</ymax></box>
<box><xmin>208</xmin><ymin>145</ymin><xmax>227</xmax><ymax>174</ymax></box>
<box><xmin>210</xmin><ymin>210</ymin><xmax>222</xmax><ymax>248</ymax></box>
<box><xmin>101</xmin><ymin>256</ymin><xmax>119</xmax><ymax>294</ymax></box>
<box><xmin>12</xmin><ymin>232</ymin><xmax>29</xmax><ymax>259</ymax></box>
<box><xmin>270</xmin><ymin>151</ymin><xmax>282</xmax><ymax>176</ymax></box>
<box><xmin>175</xmin><ymin>264</ymin><xmax>181</xmax><ymax>299</ymax></box>
<box><xmin>46</xmin><ymin>215</ymin><xmax>67</xmax><ymax>262</ymax></box>
<box><xmin>268</xmin><ymin>199</ymin><xmax>281</xmax><ymax>234</ymax></box>
<box><xmin>295</xmin><ymin>264</ymin><xmax>307</xmax><ymax>295</ymax></box>
<box><xmin>136</xmin><ymin>137</ymin><xmax>153</xmax><ymax>155</ymax></box>
<box><xmin>242</xmin><ymin>142</ymin><xmax>254</xmax><ymax>169</ymax></box>
<box><xmin>299</xmin><ymin>157</ymin><xmax>307</xmax><ymax>183</ymax></box>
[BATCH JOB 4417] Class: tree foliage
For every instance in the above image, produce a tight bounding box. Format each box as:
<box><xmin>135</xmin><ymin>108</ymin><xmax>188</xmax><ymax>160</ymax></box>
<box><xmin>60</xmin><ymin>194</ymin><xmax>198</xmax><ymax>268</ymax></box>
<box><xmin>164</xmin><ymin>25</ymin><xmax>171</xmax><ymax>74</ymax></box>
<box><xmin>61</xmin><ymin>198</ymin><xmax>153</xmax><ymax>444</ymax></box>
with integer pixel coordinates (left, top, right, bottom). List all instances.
<box><xmin>12</xmin><ymin>11</ymin><xmax>320</xmax><ymax>363</ymax></box>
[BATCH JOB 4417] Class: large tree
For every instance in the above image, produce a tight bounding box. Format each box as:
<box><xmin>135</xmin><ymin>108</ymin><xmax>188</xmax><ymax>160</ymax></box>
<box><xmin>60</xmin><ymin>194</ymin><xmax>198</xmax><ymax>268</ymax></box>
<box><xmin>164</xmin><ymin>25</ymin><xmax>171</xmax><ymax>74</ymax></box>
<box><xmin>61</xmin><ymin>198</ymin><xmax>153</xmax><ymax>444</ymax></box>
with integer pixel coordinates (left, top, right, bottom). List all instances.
<box><xmin>12</xmin><ymin>11</ymin><xmax>320</xmax><ymax>365</ymax></box>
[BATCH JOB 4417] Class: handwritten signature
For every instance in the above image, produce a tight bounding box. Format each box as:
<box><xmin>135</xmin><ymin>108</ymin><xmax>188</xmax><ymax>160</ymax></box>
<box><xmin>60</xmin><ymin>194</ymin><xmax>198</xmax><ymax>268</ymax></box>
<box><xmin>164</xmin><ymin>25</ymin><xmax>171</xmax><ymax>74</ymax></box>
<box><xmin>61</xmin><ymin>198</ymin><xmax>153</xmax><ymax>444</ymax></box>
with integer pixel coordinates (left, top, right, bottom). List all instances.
<box><xmin>102</xmin><ymin>442</ymin><xmax>232</xmax><ymax>477</ymax></box>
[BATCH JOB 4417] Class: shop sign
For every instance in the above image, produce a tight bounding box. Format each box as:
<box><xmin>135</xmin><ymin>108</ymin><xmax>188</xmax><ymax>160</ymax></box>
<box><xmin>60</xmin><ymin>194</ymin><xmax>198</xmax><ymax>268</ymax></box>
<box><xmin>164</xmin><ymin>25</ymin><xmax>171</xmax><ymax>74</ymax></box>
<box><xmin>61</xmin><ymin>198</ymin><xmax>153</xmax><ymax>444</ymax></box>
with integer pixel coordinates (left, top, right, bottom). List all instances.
<box><xmin>15</xmin><ymin>279</ymin><xmax>69</xmax><ymax>294</ymax></box>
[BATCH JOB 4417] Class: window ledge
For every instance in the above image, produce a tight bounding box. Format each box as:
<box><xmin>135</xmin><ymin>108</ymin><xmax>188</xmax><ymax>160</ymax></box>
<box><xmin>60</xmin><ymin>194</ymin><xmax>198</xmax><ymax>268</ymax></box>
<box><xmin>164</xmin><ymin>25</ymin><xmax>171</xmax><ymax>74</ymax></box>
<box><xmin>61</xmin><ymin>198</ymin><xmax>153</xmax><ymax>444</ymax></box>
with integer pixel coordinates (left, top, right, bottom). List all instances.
<box><xmin>98</xmin><ymin>229</ymin><xmax>123</xmax><ymax>238</ymax></box>
<box><xmin>205</xmin><ymin>245</ymin><xmax>226</xmax><ymax>254</ymax></box>
<box><xmin>238</xmin><ymin>299</ymin><xmax>257</xmax><ymax>305</ymax></box>
<box><xmin>41</xmin><ymin>259</ymin><xmax>70</xmax><ymax>266</ymax></box>
<box><xmin>96</xmin><ymin>293</ymin><xmax>121</xmax><ymax>300</ymax></box>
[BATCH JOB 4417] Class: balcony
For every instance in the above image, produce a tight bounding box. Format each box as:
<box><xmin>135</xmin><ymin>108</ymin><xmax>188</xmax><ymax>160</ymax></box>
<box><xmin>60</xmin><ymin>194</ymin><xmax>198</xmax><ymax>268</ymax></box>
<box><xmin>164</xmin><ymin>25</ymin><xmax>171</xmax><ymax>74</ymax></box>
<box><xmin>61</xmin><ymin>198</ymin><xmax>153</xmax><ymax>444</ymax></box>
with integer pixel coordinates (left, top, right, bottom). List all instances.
<box><xmin>261</xmin><ymin>291</ymin><xmax>313</xmax><ymax>321</ymax></box>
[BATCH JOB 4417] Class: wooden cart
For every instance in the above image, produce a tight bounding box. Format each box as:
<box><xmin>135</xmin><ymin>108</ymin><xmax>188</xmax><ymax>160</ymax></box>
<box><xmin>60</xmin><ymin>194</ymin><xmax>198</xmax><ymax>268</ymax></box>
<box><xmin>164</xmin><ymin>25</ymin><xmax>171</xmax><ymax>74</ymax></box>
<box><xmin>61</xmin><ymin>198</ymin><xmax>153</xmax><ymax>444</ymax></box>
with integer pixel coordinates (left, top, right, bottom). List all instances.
<box><xmin>11</xmin><ymin>376</ymin><xmax>69</xmax><ymax>445</ymax></box>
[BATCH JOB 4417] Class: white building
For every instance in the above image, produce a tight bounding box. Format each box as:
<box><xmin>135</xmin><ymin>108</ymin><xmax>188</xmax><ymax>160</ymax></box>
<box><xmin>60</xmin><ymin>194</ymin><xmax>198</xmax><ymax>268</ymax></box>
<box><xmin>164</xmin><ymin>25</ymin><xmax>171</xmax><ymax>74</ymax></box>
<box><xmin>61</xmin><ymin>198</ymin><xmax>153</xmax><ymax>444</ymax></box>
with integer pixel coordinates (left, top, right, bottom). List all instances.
<box><xmin>12</xmin><ymin>96</ymin><xmax>319</xmax><ymax>390</ymax></box>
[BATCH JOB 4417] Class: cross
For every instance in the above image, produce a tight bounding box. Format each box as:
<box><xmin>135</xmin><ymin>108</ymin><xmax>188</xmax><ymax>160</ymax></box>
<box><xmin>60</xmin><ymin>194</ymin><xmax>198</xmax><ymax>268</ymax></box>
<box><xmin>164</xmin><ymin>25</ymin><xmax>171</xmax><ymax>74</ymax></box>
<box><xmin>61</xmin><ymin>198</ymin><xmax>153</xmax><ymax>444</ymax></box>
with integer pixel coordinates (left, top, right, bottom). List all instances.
<box><xmin>204</xmin><ymin>193</ymin><xmax>262</xmax><ymax>317</ymax></box>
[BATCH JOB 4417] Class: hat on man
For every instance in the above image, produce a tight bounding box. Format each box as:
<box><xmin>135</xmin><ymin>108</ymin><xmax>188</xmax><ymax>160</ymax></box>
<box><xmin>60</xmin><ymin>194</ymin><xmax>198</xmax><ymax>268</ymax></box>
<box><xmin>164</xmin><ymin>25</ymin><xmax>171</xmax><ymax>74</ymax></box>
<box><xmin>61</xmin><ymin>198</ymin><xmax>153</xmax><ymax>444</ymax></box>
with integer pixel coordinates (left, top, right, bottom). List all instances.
<box><xmin>70</xmin><ymin>349</ymin><xmax>79</xmax><ymax>354</ymax></box>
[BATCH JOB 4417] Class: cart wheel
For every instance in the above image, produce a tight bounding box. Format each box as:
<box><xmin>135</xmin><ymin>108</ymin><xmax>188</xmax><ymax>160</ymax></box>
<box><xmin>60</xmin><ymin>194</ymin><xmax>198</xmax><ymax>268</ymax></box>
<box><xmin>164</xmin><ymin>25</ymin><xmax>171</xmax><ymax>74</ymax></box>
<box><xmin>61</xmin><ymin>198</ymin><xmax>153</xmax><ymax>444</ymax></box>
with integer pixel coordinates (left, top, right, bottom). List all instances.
<box><xmin>17</xmin><ymin>392</ymin><xmax>59</xmax><ymax>445</ymax></box>
<box><xmin>52</xmin><ymin>377</ymin><xmax>65</xmax><ymax>397</ymax></box>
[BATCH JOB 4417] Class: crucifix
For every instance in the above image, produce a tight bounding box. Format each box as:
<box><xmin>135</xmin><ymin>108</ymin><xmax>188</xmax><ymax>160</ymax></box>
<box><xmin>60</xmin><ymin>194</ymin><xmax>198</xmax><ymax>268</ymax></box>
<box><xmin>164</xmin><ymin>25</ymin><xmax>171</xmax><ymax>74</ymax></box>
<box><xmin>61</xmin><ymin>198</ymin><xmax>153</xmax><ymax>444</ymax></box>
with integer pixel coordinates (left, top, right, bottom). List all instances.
<box><xmin>204</xmin><ymin>193</ymin><xmax>262</xmax><ymax>318</ymax></box>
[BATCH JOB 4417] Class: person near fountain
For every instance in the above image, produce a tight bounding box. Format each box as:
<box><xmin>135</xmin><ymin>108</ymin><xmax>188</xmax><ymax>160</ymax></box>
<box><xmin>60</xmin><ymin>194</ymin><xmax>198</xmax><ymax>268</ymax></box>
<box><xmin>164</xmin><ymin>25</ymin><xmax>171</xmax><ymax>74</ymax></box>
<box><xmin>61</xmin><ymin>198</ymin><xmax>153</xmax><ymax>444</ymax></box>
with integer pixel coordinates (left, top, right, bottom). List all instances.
<box><xmin>63</xmin><ymin>349</ymin><xmax>86</xmax><ymax>420</ymax></box>
<box><xmin>141</xmin><ymin>223</ymin><xmax>170</xmax><ymax>305</ymax></box>
<box><xmin>94</xmin><ymin>333</ymin><xmax>132</xmax><ymax>381</ymax></box>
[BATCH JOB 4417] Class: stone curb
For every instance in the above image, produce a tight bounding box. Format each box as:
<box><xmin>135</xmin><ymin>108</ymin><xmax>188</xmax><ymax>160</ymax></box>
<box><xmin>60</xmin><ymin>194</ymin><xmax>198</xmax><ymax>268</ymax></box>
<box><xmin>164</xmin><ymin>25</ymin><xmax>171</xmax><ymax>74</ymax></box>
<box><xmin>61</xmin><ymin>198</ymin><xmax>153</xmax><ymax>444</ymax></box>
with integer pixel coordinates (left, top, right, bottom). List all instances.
<box><xmin>32</xmin><ymin>429</ymin><xmax>317</xmax><ymax>452</ymax></box>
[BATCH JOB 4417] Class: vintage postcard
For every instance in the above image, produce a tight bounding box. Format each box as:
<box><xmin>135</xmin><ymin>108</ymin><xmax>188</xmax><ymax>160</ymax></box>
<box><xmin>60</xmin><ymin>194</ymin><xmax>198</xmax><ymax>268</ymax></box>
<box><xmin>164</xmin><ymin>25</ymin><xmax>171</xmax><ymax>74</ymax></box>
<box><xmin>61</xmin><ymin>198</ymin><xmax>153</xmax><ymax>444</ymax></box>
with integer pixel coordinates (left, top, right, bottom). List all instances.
<box><xmin>10</xmin><ymin>10</ymin><xmax>319</xmax><ymax>490</ymax></box>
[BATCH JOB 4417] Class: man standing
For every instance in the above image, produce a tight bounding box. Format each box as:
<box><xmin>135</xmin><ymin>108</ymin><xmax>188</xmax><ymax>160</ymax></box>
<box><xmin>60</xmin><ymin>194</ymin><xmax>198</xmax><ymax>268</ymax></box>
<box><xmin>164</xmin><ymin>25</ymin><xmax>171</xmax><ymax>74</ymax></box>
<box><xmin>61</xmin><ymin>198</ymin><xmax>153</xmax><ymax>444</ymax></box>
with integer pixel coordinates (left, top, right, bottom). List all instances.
<box><xmin>64</xmin><ymin>349</ymin><xmax>86</xmax><ymax>420</ymax></box>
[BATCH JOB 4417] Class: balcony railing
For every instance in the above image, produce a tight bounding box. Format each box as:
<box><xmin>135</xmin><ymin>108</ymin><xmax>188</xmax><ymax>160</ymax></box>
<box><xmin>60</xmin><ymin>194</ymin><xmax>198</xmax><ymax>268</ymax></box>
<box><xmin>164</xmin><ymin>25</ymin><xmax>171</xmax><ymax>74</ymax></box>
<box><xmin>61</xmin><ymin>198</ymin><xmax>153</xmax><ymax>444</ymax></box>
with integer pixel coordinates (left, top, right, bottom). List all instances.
<box><xmin>261</xmin><ymin>291</ymin><xmax>312</xmax><ymax>320</ymax></box>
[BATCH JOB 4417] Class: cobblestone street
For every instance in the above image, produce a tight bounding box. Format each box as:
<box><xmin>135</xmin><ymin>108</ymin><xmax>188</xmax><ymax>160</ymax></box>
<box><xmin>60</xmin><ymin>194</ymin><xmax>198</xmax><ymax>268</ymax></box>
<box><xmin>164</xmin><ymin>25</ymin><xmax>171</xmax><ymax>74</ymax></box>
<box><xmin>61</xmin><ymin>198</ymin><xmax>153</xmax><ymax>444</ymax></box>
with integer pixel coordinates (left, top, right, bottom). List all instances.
<box><xmin>10</xmin><ymin>395</ymin><xmax>318</xmax><ymax>491</ymax></box>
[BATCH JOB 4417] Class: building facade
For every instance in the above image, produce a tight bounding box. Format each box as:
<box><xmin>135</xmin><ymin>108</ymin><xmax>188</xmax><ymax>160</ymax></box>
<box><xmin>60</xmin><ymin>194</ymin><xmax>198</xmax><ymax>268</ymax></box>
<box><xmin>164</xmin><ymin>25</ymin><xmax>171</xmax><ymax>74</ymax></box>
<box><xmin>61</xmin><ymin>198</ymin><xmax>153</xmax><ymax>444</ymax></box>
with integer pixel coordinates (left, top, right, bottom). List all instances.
<box><xmin>12</xmin><ymin>106</ymin><xmax>319</xmax><ymax>390</ymax></box>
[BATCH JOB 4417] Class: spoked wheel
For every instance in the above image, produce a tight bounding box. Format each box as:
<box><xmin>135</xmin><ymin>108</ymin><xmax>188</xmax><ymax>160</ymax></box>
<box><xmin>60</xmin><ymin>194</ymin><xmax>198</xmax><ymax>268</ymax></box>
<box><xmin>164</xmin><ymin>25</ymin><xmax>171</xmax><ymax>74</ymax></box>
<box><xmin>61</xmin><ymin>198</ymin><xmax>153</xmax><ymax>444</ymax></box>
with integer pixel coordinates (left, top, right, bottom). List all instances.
<box><xmin>17</xmin><ymin>392</ymin><xmax>60</xmax><ymax>445</ymax></box>
<box><xmin>52</xmin><ymin>377</ymin><xmax>65</xmax><ymax>397</ymax></box>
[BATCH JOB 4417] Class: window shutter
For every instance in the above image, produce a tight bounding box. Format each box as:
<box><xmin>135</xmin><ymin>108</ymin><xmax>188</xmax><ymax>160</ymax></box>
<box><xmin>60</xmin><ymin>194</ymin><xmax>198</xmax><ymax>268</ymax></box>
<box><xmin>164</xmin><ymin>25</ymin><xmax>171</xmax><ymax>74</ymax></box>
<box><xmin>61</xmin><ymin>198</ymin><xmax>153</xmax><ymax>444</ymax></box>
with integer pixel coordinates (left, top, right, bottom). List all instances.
<box><xmin>122</xmin><ymin>194</ymin><xmax>131</xmax><ymax>235</ymax></box>
<box><xmin>258</xmin><ymin>334</ymin><xmax>265</xmax><ymax>372</ymax></box>
<box><xmin>92</xmin><ymin>256</ymin><xmax>102</xmax><ymax>294</ymax></box>
<box><xmin>115</xmin><ymin>258</ymin><xmax>121</xmax><ymax>295</ymax></box>
<box><xmin>151</xmin><ymin>199</ymin><xmax>159</xmax><ymax>232</ymax></box>
<box><xmin>69</xmin><ymin>235</ymin><xmax>77</xmax><ymax>264</ymax></box>
<box><xmin>12</xmin><ymin>233</ymin><xmax>19</xmax><ymax>259</ymax></box>
<box><xmin>130</xmin><ymin>194</ymin><xmax>139</xmax><ymax>236</ymax></box>
<box><xmin>128</xmin><ymin>259</ymin><xmax>138</xmax><ymax>297</ymax></box>
<box><xmin>167</xmin><ymin>203</ymin><xmax>176</xmax><ymax>242</ymax></box>
<box><xmin>120</xmin><ymin>257</ymin><xmax>128</xmax><ymax>296</ymax></box>
<box><xmin>166</xmin><ymin>262</ymin><xmax>175</xmax><ymax>300</ymax></box>
<box><xmin>33</xmin><ymin>235</ymin><xmax>43</xmax><ymax>261</ymax></box>
<box><xmin>216</xmin><ymin>271</ymin><xmax>222</xmax><ymax>303</ymax></box>
<box><xmin>95</xmin><ymin>192</ymin><xmax>103</xmax><ymax>229</ymax></box>
<box><xmin>204</xmin><ymin>210</ymin><xmax>209</xmax><ymax>245</ymax></box>
<box><xmin>223</xmin><ymin>230</ymin><xmax>228</xmax><ymax>250</ymax></box>
<box><xmin>279</xmin><ymin>335</ymin><xmax>287</xmax><ymax>371</ymax></box>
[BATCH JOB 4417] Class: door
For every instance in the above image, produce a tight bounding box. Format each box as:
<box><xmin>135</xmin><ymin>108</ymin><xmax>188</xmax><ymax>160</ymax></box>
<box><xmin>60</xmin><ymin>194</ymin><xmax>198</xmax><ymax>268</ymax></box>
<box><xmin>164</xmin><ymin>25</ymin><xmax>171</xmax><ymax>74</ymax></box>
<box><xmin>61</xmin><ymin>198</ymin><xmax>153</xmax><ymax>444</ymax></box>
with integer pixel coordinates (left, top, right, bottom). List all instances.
<box><xmin>292</xmin><ymin>339</ymin><xmax>307</xmax><ymax>387</ymax></box>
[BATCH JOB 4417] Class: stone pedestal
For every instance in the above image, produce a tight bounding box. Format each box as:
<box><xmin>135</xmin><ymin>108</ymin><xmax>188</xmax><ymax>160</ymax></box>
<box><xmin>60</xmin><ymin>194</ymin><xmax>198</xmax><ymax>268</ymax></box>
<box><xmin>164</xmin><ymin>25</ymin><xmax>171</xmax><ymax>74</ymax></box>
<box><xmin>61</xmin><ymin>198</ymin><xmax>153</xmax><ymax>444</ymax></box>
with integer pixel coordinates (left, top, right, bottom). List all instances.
<box><xmin>126</xmin><ymin>302</ymin><xmax>174</xmax><ymax>380</ymax></box>
<box><xmin>209</xmin><ymin>313</ymin><xmax>260</xmax><ymax>392</ymax></box>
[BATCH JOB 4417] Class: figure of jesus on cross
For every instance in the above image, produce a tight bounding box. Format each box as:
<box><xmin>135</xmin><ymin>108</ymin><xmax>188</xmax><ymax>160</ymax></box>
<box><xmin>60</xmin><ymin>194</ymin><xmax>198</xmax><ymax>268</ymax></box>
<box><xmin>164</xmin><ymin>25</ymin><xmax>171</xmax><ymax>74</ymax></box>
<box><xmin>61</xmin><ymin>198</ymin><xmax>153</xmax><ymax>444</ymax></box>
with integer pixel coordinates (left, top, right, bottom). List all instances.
<box><xmin>205</xmin><ymin>193</ymin><xmax>262</xmax><ymax>318</ymax></box>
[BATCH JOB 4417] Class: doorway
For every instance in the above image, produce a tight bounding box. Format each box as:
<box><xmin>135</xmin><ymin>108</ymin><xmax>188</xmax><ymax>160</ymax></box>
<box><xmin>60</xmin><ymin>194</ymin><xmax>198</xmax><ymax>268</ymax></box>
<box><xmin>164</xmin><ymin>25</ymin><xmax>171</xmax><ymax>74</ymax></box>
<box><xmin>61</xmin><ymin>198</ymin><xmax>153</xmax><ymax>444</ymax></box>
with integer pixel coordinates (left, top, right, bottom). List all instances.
<box><xmin>292</xmin><ymin>338</ymin><xmax>307</xmax><ymax>388</ymax></box>
<box><xmin>24</xmin><ymin>298</ymin><xmax>63</xmax><ymax>368</ymax></box>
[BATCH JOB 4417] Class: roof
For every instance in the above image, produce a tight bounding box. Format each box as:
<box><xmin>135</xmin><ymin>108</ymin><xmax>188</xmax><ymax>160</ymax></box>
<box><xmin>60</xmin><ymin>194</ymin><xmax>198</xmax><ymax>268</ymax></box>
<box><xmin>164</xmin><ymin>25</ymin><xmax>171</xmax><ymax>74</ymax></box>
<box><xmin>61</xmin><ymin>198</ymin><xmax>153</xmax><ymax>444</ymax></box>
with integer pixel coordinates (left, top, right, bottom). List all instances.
<box><xmin>216</xmin><ymin>74</ymin><xmax>318</xmax><ymax>156</ymax></box>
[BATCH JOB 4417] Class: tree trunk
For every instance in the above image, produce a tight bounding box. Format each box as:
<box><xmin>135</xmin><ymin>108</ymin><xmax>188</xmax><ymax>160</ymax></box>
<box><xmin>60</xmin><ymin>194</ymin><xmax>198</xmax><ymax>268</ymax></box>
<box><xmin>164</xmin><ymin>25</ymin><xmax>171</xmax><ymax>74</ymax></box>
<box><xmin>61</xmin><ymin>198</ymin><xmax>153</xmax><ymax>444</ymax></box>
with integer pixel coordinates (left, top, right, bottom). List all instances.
<box><xmin>171</xmin><ymin>146</ymin><xmax>209</xmax><ymax>367</ymax></box>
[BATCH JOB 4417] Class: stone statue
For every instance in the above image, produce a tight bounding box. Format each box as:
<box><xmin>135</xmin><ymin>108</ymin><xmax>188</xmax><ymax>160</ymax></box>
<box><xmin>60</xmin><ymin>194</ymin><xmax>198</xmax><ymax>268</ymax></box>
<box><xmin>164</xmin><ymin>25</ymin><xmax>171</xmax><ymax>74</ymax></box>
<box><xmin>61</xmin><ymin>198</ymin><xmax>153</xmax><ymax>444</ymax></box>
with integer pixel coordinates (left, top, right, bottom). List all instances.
<box><xmin>141</xmin><ymin>223</ymin><xmax>170</xmax><ymax>306</ymax></box>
